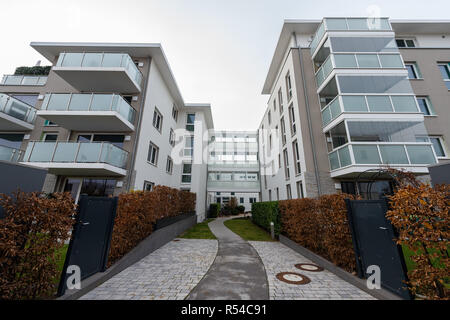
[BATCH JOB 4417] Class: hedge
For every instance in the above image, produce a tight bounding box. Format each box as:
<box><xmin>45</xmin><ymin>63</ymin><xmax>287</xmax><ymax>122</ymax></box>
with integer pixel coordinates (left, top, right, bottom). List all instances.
<box><xmin>14</xmin><ymin>66</ymin><xmax>51</xmax><ymax>76</ymax></box>
<box><xmin>107</xmin><ymin>186</ymin><xmax>196</xmax><ymax>266</ymax></box>
<box><xmin>251</xmin><ymin>201</ymin><xmax>280</xmax><ymax>235</ymax></box>
<box><xmin>0</xmin><ymin>192</ymin><xmax>76</xmax><ymax>299</ymax></box>
<box><xmin>208</xmin><ymin>203</ymin><xmax>220</xmax><ymax>218</ymax></box>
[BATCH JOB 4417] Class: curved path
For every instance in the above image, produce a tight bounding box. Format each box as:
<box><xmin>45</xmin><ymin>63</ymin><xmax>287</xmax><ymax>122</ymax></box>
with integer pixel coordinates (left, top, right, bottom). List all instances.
<box><xmin>187</xmin><ymin>217</ymin><xmax>269</xmax><ymax>300</ymax></box>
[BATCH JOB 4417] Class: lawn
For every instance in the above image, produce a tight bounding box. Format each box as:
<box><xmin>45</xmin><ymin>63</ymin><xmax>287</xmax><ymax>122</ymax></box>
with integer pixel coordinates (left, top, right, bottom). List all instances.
<box><xmin>224</xmin><ymin>218</ymin><xmax>275</xmax><ymax>241</ymax></box>
<box><xmin>180</xmin><ymin>219</ymin><xmax>217</xmax><ymax>239</ymax></box>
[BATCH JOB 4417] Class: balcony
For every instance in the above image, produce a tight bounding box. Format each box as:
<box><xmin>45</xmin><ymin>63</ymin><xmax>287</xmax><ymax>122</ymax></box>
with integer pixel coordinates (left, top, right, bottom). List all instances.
<box><xmin>328</xmin><ymin>143</ymin><xmax>436</xmax><ymax>178</ymax></box>
<box><xmin>0</xmin><ymin>145</ymin><xmax>23</xmax><ymax>162</ymax></box>
<box><xmin>21</xmin><ymin>141</ymin><xmax>128</xmax><ymax>176</ymax></box>
<box><xmin>0</xmin><ymin>93</ymin><xmax>36</xmax><ymax>131</ymax></box>
<box><xmin>1</xmin><ymin>75</ymin><xmax>47</xmax><ymax>86</ymax></box>
<box><xmin>53</xmin><ymin>52</ymin><xmax>143</xmax><ymax>93</ymax></box>
<box><xmin>315</xmin><ymin>53</ymin><xmax>405</xmax><ymax>90</ymax></box>
<box><xmin>321</xmin><ymin>94</ymin><xmax>422</xmax><ymax>128</ymax></box>
<box><xmin>38</xmin><ymin>93</ymin><xmax>136</xmax><ymax>132</ymax></box>
<box><xmin>310</xmin><ymin>18</ymin><xmax>392</xmax><ymax>57</ymax></box>
<box><xmin>207</xmin><ymin>180</ymin><xmax>260</xmax><ymax>192</ymax></box>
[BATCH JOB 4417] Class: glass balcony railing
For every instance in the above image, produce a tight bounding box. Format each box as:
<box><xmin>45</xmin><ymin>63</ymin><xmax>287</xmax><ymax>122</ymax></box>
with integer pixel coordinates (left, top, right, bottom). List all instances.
<box><xmin>311</xmin><ymin>18</ymin><xmax>392</xmax><ymax>56</ymax></box>
<box><xmin>315</xmin><ymin>53</ymin><xmax>404</xmax><ymax>88</ymax></box>
<box><xmin>207</xmin><ymin>180</ymin><xmax>260</xmax><ymax>190</ymax></box>
<box><xmin>328</xmin><ymin>143</ymin><xmax>436</xmax><ymax>171</ymax></box>
<box><xmin>56</xmin><ymin>52</ymin><xmax>143</xmax><ymax>88</ymax></box>
<box><xmin>41</xmin><ymin>93</ymin><xmax>136</xmax><ymax>124</ymax></box>
<box><xmin>0</xmin><ymin>145</ymin><xmax>23</xmax><ymax>162</ymax></box>
<box><xmin>321</xmin><ymin>95</ymin><xmax>420</xmax><ymax>127</ymax></box>
<box><xmin>208</xmin><ymin>162</ymin><xmax>259</xmax><ymax>169</ymax></box>
<box><xmin>0</xmin><ymin>93</ymin><xmax>37</xmax><ymax>124</ymax></box>
<box><xmin>23</xmin><ymin>141</ymin><xmax>128</xmax><ymax>169</ymax></box>
<box><xmin>1</xmin><ymin>75</ymin><xmax>47</xmax><ymax>86</ymax></box>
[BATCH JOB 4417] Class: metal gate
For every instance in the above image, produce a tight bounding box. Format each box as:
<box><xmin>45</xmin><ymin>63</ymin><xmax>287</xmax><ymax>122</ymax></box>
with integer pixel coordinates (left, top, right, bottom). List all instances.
<box><xmin>57</xmin><ymin>196</ymin><xmax>118</xmax><ymax>296</ymax></box>
<box><xmin>345</xmin><ymin>199</ymin><xmax>411</xmax><ymax>299</ymax></box>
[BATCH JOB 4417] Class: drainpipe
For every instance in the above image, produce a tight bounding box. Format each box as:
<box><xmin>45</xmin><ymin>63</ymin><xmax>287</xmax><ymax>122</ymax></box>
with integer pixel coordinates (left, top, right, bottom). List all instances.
<box><xmin>293</xmin><ymin>33</ymin><xmax>322</xmax><ymax>196</ymax></box>
<box><xmin>126</xmin><ymin>57</ymin><xmax>152</xmax><ymax>191</ymax></box>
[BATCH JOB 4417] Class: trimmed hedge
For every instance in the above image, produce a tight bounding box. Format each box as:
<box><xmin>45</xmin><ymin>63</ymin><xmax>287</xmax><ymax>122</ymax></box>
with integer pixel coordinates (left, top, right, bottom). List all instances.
<box><xmin>251</xmin><ymin>201</ymin><xmax>280</xmax><ymax>235</ymax></box>
<box><xmin>208</xmin><ymin>203</ymin><xmax>220</xmax><ymax>218</ymax></box>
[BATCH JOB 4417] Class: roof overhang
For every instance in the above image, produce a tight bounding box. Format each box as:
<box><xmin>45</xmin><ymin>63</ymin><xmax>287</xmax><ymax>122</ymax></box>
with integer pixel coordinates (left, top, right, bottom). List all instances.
<box><xmin>262</xmin><ymin>19</ymin><xmax>450</xmax><ymax>95</ymax></box>
<box><xmin>30</xmin><ymin>42</ymin><xmax>185</xmax><ymax>107</ymax></box>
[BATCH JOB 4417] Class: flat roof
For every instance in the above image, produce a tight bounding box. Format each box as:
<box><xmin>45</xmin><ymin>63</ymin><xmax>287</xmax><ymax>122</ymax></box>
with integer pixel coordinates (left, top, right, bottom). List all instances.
<box><xmin>262</xmin><ymin>19</ymin><xmax>450</xmax><ymax>94</ymax></box>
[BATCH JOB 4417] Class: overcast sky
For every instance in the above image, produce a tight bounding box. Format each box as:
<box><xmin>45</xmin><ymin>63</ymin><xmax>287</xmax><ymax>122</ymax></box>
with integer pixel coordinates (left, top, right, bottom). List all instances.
<box><xmin>1</xmin><ymin>0</ymin><xmax>449</xmax><ymax>130</ymax></box>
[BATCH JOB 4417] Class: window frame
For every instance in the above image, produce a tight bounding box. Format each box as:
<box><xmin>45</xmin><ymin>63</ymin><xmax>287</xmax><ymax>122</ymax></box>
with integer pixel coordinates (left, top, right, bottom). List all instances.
<box><xmin>147</xmin><ymin>141</ymin><xmax>159</xmax><ymax>166</ymax></box>
<box><xmin>285</xmin><ymin>72</ymin><xmax>293</xmax><ymax>101</ymax></box>
<box><xmin>405</xmin><ymin>62</ymin><xmax>421</xmax><ymax>79</ymax></box>
<box><xmin>152</xmin><ymin>107</ymin><xmax>163</xmax><ymax>133</ymax></box>
<box><xmin>166</xmin><ymin>156</ymin><xmax>173</xmax><ymax>174</ymax></box>
<box><xmin>288</xmin><ymin>103</ymin><xmax>296</xmax><ymax>136</ymax></box>
<box><xmin>430</xmin><ymin>136</ymin><xmax>447</xmax><ymax>158</ymax></box>
<box><xmin>292</xmin><ymin>139</ymin><xmax>301</xmax><ymax>176</ymax></box>
<box><xmin>143</xmin><ymin>180</ymin><xmax>155</xmax><ymax>192</ymax></box>
<box><xmin>181</xmin><ymin>162</ymin><xmax>192</xmax><ymax>184</ymax></box>
<box><xmin>416</xmin><ymin>96</ymin><xmax>433</xmax><ymax>116</ymax></box>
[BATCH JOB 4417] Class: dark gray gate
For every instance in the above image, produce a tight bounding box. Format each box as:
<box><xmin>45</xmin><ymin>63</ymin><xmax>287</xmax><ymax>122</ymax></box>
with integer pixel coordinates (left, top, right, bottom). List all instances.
<box><xmin>345</xmin><ymin>199</ymin><xmax>411</xmax><ymax>299</ymax></box>
<box><xmin>57</xmin><ymin>196</ymin><xmax>118</xmax><ymax>296</ymax></box>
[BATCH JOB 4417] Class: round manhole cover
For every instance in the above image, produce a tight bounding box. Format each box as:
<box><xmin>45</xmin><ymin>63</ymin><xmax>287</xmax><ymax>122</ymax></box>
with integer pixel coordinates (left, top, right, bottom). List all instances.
<box><xmin>276</xmin><ymin>272</ymin><xmax>311</xmax><ymax>285</ymax></box>
<box><xmin>295</xmin><ymin>263</ymin><xmax>324</xmax><ymax>272</ymax></box>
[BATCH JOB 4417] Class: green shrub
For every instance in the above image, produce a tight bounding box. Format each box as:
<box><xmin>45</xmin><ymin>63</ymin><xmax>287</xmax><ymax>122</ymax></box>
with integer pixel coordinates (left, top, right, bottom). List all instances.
<box><xmin>14</xmin><ymin>66</ymin><xmax>51</xmax><ymax>76</ymax></box>
<box><xmin>251</xmin><ymin>201</ymin><xmax>280</xmax><ymax>235</ymax></box>
<box><xmin>237</xmin><ymin>205</ymin><xmax>245</xmax><ymax>213</ymax></box>
<box><xmin>209</xmin><ymin>203</ymin><xmax>220</xmax><ymax>218</ymax></box>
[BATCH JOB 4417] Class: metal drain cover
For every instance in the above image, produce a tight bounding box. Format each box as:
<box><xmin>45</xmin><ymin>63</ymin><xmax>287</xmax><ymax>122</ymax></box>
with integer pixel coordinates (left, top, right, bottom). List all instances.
<box><xmin>276</xmin><ymin>272</ymin><xmax>311</xmax><ymax>285</ymax></box>
<box><xmin>295</xmin><ymin>263</ymin><xmax>324</xmax><ymax>272</ymax></box>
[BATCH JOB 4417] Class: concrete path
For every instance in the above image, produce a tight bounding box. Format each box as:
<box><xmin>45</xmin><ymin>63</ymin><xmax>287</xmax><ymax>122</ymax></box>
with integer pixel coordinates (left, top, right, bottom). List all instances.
<box><xmin>79</xmin><ymin>239</ymin><xmax>217</xmax><ymax>300</ymax></box>
<box><xmin>187</xmin><ymin>217</ymin><xmax>269</xmax><ymax>300</ymax></box>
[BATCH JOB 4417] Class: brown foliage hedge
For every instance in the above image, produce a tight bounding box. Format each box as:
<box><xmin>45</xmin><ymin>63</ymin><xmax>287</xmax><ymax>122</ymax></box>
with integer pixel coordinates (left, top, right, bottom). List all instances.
<box><xmin>280</xmin><ymin>193</ymin><xmax>357</xmax><ymax>273</ymax></box>
<box><xmin>0</xmin><ymin>192</ymin><xmax>76</xmax><ymax>300</ymax></box>
<box><xmin>108</xmin><ymin>186</ymin><xmax>196</xmax><ymax>266</ymax></box>
<box><xmin>387</xmin><ymin>183</ymin><xmax>449</xmax><ymax>300</ymax></box>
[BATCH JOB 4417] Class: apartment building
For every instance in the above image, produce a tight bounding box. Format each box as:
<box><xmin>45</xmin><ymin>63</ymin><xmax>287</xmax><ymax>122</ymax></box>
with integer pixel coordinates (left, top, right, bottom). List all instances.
<box><xmin>0</xmin><ymin>42</ymin><xmax>213</xmax><ymax>221</ymax></box>
<box><xmin>259</xmin><ymin>18</ymin><xmax>450</xmax><ymax>201</ymax></box>
<box><xmin>207</xmin><ymin>131</ymin><xmax>260</xmax><ymax>211</ymax></box>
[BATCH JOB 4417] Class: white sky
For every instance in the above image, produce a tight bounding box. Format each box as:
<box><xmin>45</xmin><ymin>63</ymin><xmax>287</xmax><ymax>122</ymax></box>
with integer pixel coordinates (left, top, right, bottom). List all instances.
<box><xmin>1</xmin><ymin>0</ymin><xmax>449</xmax><ymax>130</ymax></box>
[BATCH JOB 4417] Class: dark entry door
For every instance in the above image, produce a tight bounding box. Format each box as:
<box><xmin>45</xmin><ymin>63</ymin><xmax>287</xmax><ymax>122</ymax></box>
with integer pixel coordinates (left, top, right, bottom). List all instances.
<box><xmin>58</xmin><ymin>196</ymin><xmax>117</xmax><ymax>296</ymax></box>
<box><xmin>346</xmin><ymin>199</ymin><xmax>411</xmax><ymax>299</ymax></box>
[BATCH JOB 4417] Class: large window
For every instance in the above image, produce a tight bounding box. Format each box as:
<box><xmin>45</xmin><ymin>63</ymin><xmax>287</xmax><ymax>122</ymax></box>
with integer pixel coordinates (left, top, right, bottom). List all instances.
<box><xmin>346</xmin><ymin>121</ymin><xmax>428</xmax><ymax>143</ymax></box>
<box><xmin>77</xmin><ymin>134</ymin><xmax>125</xmax><ymax>148</ymax></box>
<box><xmin>296</xmin><ymin>181</ymin><xmax>304</xmax><ymax>199</ymax></box>
<box><xmin>283</xmin><ymin>148</ymin><xmax>290</xmax><ymax>180</ymax></box>
<box><xmin>285</xmin><ymin>72</ymin><xmax>293</xmax><ymax>101</ymax></box>
<box><xmin>288</xmin><ymin>104</ymin><xmax>296</xmax><ymax>135</ymax></box>
<box><xmin>278</xmin><ymin>88</ymin><xmax>284</xmax><ymax>114</ymax></box>
<box><xmin>186</xmin><ymin>113</ymin><xmax>195</xmax><ymax>132</ymax></box>
<box><xmin>405</xmin><ymin>63</ymin><xmax>422</xmax><ymax>79</ymax></box>
<box><xmin>338</xmin><ymin>75</ymin><xmax>413</xmax><ymax>94</ymax></box>
<box><xmin>430</xmin><ymin>137</ymin><xmax>447</xmax><ymax>158</ymax></box>
<box><xmin>0</xmin><ymin>133</ymin><xmax>24</xmax><ymax>149</ymax></box>
<box><xmin>292</xmin><ymin>140</ymin><xmax>301</xmax><ymax>175</ymax></box>
<box><xmin>286</xmin><ymin>184</ymin><xmax>292</xmax><ymax>200</ymax></box>
<box><xmin>147</xmin><ymin>142</ymin><xmax>159</xmax><ymax>165</ymax></box>
<box><xmin>280</xmin><ymin>117</ymin><xmax>287</xmax><ymax>145</ymax></box>
<box><xmin>182</xmin><ymin>163</ymin><xmax>192</xmax><ymax>183</ymax></box>
<box><xmin>184</xmin><ymin>136</ymin><xmax>194</xmax><ymax>157</ymax></box>
<box><xmin>80</xmin><ymin>179</ymin><xmax>115</xmax><ymax>197</ymax></box>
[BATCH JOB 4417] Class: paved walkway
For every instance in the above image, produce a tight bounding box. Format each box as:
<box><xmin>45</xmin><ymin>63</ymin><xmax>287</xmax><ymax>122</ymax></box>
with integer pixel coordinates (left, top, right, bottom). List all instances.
<box><xmin>79</xmin><ymin>239</ymin><xmax>217</xmax><ymax>300</ymax></box>
<box><xmin>249</xmin><ymin>241</ymin><xmax>375</xmax><ymax>300</ymax></box>
<box><xmin>187</xmin><ymin>217</ymin><xmax>269</xmax><ymax>300</ymax></box>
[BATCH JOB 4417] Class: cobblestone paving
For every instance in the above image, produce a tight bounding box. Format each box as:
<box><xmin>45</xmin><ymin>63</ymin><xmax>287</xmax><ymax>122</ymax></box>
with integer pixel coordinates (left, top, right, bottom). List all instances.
<box><xmin>80</xmin><ymin>239</ymin><xmax>218</xmax><ymax>300</ymax></box>
<box><xmin>249</xmin><ymin>241</ymin><xmax>376</xmax><ymax>300</ymax></box>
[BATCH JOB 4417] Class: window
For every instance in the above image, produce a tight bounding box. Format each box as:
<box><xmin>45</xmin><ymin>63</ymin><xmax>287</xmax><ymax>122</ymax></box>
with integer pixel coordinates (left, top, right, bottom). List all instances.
<box><xmin>438</xmin><ymin>63</ymin><xmax>450</xmax><ymax>90</ymax></box>
<box><xmin>273</xmin><ymin>99</ymin><xmax>276</xmax><ymax>112</ymax></box>
<box><xmin>0</xmin><ymin>133</ymin><xmax>24</xmax><ymax>149</ymax></box>
<box><xmin>276</xmin><ymin>187</ymin><xmax>279</xmax><ymax>200</ymax></box>
<box><xmin>169</xmin><ymin>128</ymin><xmax>175</xmax><ymax>146</ymax></box>
<box><xmin>11</xmin><ymin>94</ymin><xmax>38</xmax><ymax>107</ymax></box>
<box><xmin>152</xmin><ymin>107</ymin><xmax>163</xmax><ymax>132</ymax></box>
<box><xmin>186</xmin><ymin>113</ymin><xmax>195</xmax><ymax>132</ymax></box>
<box><xmin>286</xmin><ymin>184</ymin><xmax>292</xmax><ymax>200</ymax></box>
<box><xmin>184</xmin><ymin>136</ymin><xmax>194</xmax><ymax>157</ymax></box>
<box><xmin>77</xmin><ymin>134</ymin><xmax>124</xmax><ymax>147</ymax></box>
<box><xmin>147</xmin><ymin>142</ymin><xmax>159</xmax><ymax>166</ymax></box>
<box><xmin>268</xmin><ymin>190</ymin><xmax>272</xmax><ymax>201</ymax></box>
<box><xmin>240</xmin><ymin>197</ymin><xmax>244</xmax><ymax>204</ymax></box>
<box><xmin>278</xmin><ymin>88</ymin><xmax>284</xmax><ymax>114</ymax></box>
<box><xmin>249</xmin><ymin>197</ymin><xmax>257</xmax><ymax>204</ymax></box>
<box><xmin>44</xmin><ymin>120</ymin><xmax>57</xmax><ymax>126</ymax></box>
<box><xmin>172</xmin><ymin>104</ymin><xmax>178</xmax><ymax>121</ymax></box>
<box><xmin>396</xmin><ymin>39</ymin><xmax>415</xmax><ymax>48</ymax></box>
<box><xmin>286</xmin><ymin>72</ymin><xmax>293</xmax><ymax>101</ymax></box>
<box><xmin>292</xmin><ymin>140</ymin><xmax>301</xmax><ymax>175</ymax></box>
<box><xmin>280</xmin><ymin>117</ymin><xmax>287</xmax><ymax>145</ymax></box>
<box><xmin>283</xmin><ymin>148</ymin><xmax>290</xmax><ymax>180</ymax></box>
<box><xmin>430</xmin><ymin>137</ymin><xmax>447</xmax><ymax>158</ymax></box>
<box><xmin>166</xmin><ymin>156</ymin><xmax>173</xmax><ymax>174</ymax></box>
<box><xmin>278</xmin><ymin>154</ymin><xmax>282</xmax><ymax>168</ymax></box>
<box><xmin>296</xmin><ymin>181</ymin><xmax>304</xmax><ymax>199</ymax></box>
<box><xmin>268</xmin><ymin>110</ymin><xmax>271</xmax><ymax>125</ymax></box>
<box><xmin>288</xmin><ymin>104</ymin><xmax>296</xmax><ymax>135</ymax></box>
<box><xmin>405</xmin><ymin>63</ymin><xmax>421</xmax><ymax>79</ymax></box>
<box><xmin>416</xmin><ymin>97</ymin><xmax>433</xmax><ymax>116</ymax></box>
<box><xmin>143</xmin><ymin>181</ymin><xmax>154</xmax><ymax>192</ymax></box>
<box><xmin>269</xmin><ymin>134</ymin><xmax>272</xmax><ymax>150</ymax></box>
<box><xmin>42</xmin><ymin>133</ymin><xmax>58</xmax><ymax>141</ymax></box>
<box><xmin>182</xmin><ymin>163</ymin><xmax>192</xmax><ymax>183</ymax></box>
